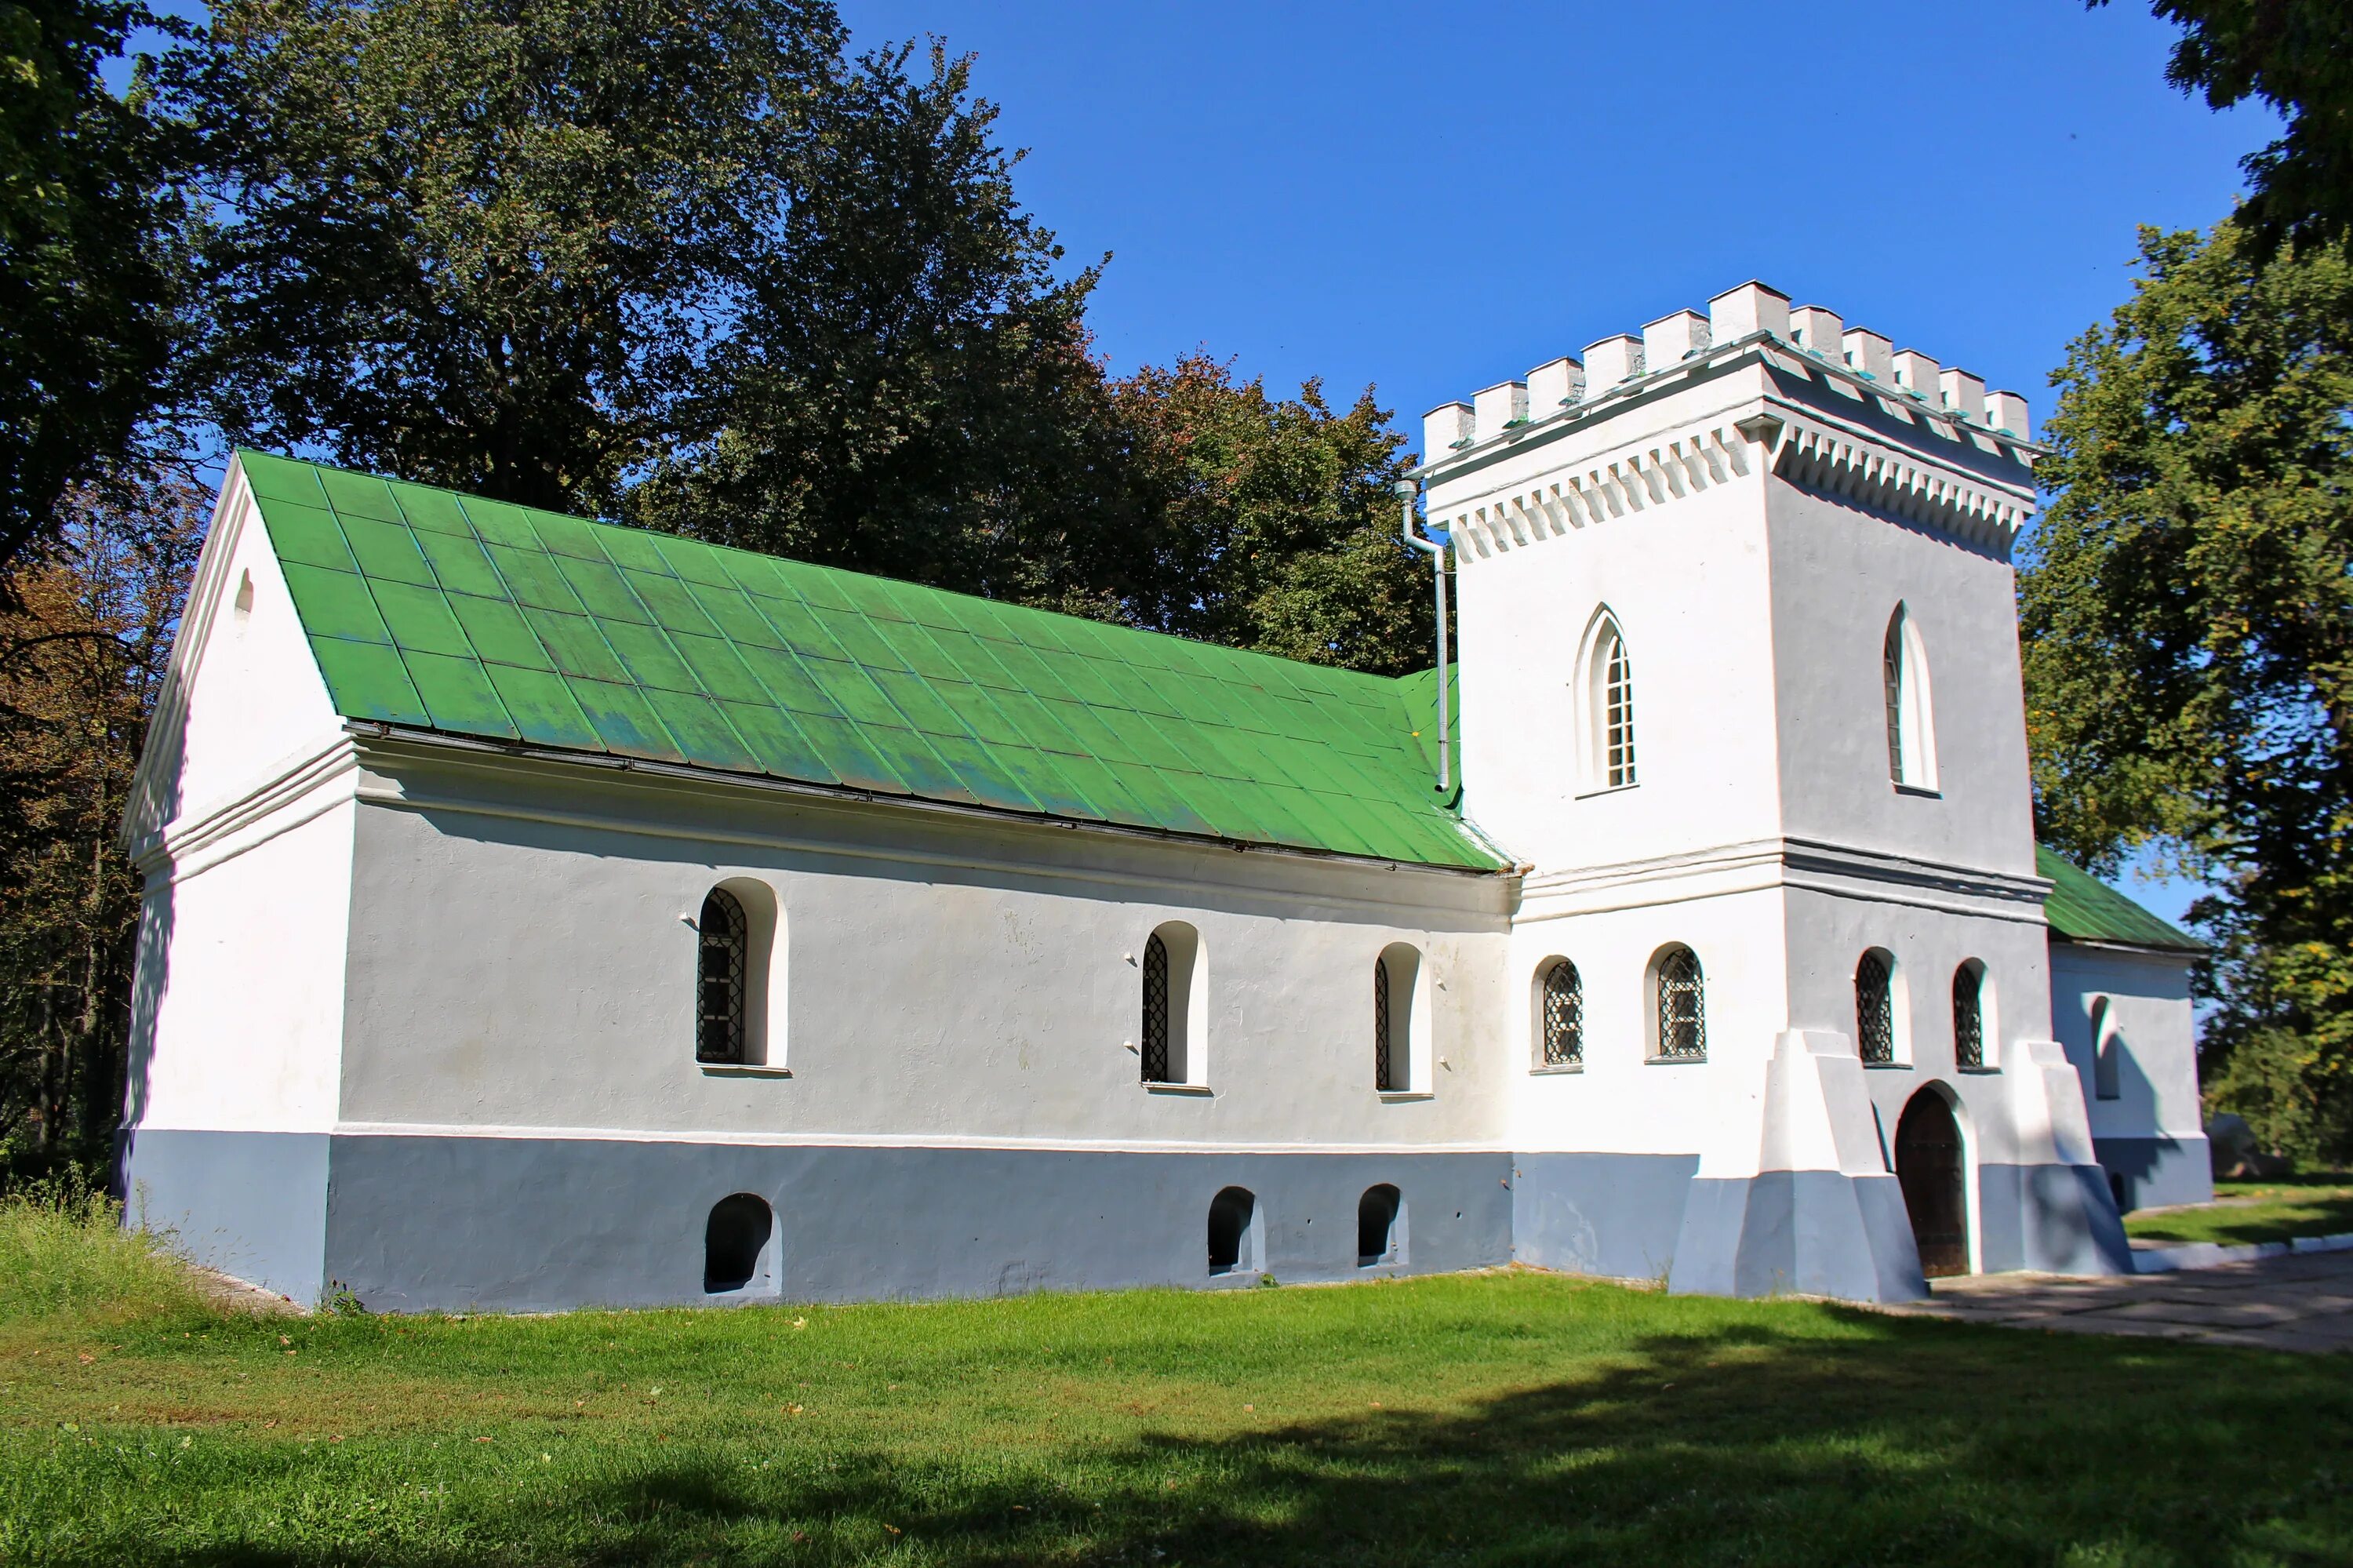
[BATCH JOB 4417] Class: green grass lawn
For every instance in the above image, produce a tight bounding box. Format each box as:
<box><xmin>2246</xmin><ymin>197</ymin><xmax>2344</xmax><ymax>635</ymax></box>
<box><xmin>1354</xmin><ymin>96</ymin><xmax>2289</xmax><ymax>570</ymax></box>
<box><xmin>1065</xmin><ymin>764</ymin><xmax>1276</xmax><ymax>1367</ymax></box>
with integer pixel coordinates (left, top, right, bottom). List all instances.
<box><xmin>2126</xmin><ymin>1174</ymin><xmax>2353</xmax><ymax>1247</ymax></box>
<box><xmin>5</xmin><ymin>1194</ymin><xmax>2353</xmax><ymax>1566</ymax></box>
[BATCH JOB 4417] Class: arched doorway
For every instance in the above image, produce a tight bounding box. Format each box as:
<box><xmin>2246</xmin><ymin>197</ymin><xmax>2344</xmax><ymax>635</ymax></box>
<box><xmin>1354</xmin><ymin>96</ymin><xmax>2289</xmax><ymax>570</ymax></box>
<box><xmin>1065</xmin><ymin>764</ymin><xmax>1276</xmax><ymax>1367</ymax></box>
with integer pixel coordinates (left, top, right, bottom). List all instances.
<box><xmin>1894</xmin><ymin>1091</ymin><xmax>1968</xmax><ymax>1278</ymax></box>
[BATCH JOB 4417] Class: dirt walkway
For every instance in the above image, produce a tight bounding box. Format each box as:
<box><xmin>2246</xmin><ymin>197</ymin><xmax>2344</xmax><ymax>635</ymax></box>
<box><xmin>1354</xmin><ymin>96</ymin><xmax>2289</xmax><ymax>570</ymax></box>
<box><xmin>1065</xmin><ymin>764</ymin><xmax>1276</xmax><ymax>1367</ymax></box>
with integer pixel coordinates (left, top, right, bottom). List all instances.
<box><xmin>1884</xmin><ymin>1250</ymin><xmax>2353</xmax><ymax>1353</ymax></box>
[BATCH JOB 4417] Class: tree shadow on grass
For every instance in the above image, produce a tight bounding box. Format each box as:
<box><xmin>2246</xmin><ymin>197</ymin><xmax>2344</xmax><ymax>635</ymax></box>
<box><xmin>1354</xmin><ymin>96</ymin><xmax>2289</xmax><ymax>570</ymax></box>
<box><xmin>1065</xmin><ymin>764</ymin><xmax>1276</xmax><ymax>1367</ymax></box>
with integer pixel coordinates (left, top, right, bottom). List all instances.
<box><xmin>107</xmin><ymin>1312</ymin><xmax>2353</xmax><ymax>1566</ymax></box>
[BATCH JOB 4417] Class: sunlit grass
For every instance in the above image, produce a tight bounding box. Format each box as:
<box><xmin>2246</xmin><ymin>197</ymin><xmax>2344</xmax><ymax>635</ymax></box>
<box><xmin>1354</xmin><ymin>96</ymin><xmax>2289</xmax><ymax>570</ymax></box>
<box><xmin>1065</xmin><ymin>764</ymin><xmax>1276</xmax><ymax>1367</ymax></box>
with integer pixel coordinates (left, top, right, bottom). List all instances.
<box><xmin>2126</xmin><ymin>1176</ymin><xmax>2353</xmax><ymax>1246</ymax></box>
<box><xmin>2</xmin><ymin>1193</ymin><xmax>2349</xmax><ymax>1565</ymax></box>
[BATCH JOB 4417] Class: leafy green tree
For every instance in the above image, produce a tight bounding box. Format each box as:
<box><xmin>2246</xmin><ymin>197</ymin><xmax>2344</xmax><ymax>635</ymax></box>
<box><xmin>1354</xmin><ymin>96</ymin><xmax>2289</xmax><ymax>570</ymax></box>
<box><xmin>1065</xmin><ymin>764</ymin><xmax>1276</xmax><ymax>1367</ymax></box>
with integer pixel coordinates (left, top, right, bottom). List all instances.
<box><xmin>0</xmin><ymin>0</ymin><xmax>182</xmax><ymax>576</ymax></box>
<box><xmin>2097</xmin><ymin>1</ymin><xmax>2353</xmax><ymax>255</ymax></box>
<box><xmin>629</xmin><ymin>42</ymin><xmax>1154</xmax><ymax>617</ymax></box>
<box><xmin>0</xmin><ymin>467</ymin><xmax>200</xmax><ymax>1170</ymax></box>
<box><xmin>1113</xmin><ymin>355</ymin><xmax>1434</xmax><ymax>677</ymax></box>
<box><xmin>2021</xmin><ymin>220</ymin><xmax>2353</xmax><ymax>1159</ymax></box>
<box><xmin>167</xmin><ymin>0</ymin><xmax>843</xmax><ymax>517</ymax></box>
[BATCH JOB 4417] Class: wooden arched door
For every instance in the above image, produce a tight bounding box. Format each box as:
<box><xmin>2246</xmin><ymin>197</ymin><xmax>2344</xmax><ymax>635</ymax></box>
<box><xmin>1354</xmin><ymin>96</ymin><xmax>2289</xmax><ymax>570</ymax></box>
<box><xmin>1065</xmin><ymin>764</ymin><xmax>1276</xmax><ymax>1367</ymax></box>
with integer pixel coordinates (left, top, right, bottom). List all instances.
<box><xmin>1894</xmin><ymin>1090</ymin><xmax>1968</xmax><ymax>1277</ymax></box>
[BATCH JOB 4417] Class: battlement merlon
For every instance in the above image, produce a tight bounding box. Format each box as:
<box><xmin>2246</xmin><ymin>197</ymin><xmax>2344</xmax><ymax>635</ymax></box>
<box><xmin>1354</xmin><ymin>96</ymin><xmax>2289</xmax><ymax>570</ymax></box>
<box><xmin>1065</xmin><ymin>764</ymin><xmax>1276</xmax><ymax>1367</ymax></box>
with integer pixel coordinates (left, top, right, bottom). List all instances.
<box><xmin>1414</xmin><ymin>282</ymin><xmax>2043</xmax><ymax>563</ymax></box>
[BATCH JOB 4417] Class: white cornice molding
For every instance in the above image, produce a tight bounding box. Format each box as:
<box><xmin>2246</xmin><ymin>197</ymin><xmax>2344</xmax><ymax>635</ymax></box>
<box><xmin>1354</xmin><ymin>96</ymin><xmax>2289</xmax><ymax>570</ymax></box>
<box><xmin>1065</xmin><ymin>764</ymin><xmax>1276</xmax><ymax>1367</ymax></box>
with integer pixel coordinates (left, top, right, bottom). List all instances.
<box><xmin>1436</xmin><ymin>400</ymin><xmax>1767</xmax><ymax>562</ymax></box>
<box><xmin>1771</xmin><ymin>409</ymin><xmax>2033</xmax><ymax>551</ymax></box>
<box><xmin>322</xmin><ymin>1119</ymin><xmax>1516</xmax><ymax>1158</ymax></box>
<box><xmin>130</xmin><ymin>735</ymin><xmax>360</xmax><ymax>883</ymax></box>
<box><xmin>347</xmin><ymin>726</ymin><xmax>1519</xmax><ymax>922</ymax></box>
<box><xmin>1515</xmin><ymin>835</ymin><xmax>2052</xmax><ymax>924</ymax></box>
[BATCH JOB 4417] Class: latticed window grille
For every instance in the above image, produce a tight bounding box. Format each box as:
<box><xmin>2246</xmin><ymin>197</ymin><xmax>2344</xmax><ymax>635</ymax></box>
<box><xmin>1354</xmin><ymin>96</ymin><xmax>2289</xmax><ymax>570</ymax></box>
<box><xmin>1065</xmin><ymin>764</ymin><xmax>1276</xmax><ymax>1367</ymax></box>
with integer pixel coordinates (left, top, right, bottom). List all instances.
<box><xmin>1373</xmin><ymin>956</ymin><xmax>1397</xmax><ymax>1090</ymax></box>
<box><xmin>1540</xmin><ymin>961</ymin><xmax>1584</xmax><ymax>1068</ymax></box>
<box><xmin>1602</xmin><ymin>627</ymin><xmax>1637</xmax><ymax>788</ymax></box>
<box><xmin>1953</xmin><ymin>964</ymin><xmax>1984</xmax><ymax>1071</ymax></box>
<box><xmin>1856</xmin><ymin>951</ymin><xmax>1895</xmax><ymax>1064</ymax></box>
<box><xmin>1654</xmin><ymin>946</ymin><xmax>1705</xmax><ymax>1060</ymax></box>
<box><xmin>1140</xmin><ymin>933</ymin><xmax>1172</xmax><ymax>1083</ymax></box>
<box><xmin>696</xmin><ymin>887</ymin><xmax>747</xmax><ymax>1064</ymax></box>
<box><xmin>1884</xmin><ymin>613</ymin><xmax>1907</xmax><ymax>783</ymax></box>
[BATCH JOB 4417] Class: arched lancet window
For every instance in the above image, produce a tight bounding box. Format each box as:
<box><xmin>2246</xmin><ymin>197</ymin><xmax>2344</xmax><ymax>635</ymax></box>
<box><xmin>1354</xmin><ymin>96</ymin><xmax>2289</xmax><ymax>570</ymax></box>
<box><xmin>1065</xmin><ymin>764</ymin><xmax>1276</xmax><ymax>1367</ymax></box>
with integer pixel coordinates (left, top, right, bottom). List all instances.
<box><xmin>1856</xmin><ymin>950</ymin><xmax>1895</xmax><ymax>1064</ymax></box>
<box><xmin>1539</xmin><ymin>959</ymin><xmax>1584</xmax><ymax>1068</ymax></box>
<box><xmin>1373</xmin><ymin>944</ymin><xmax>1427</xmax><ymax>1092</ymax></box>
<box><xmin>1141</xmin><ymin>932</ymin><xmax>1171</xmax><ymax>1082</ymax></box>
<box><xmin>1884</xmin><ymin>606</ymin><xmax>1938</xmax><ymax>789</ymax></box>
<box><xmin>1140</xmin><ymin>922</ymin><xmax>1203</xmax><ymax>1086</ymax></box>
<box><xmin>1585</xmin><ymin>613</ymin><xmax>1638</xmax><ymax>790</ymax></box>
<box><xmin>696</xmin><ymin>887</ymin><xmax>748</xmax><ymax>1064</ymax></box>
<box><xmin>1953</xmin><ymin>962</ymin><xmax>1985</xmax><ymax>1071</ymax></box>
<box><xmin>2090</xmin><ymin>996</ymin><xmax>2121</xmax><ymax>1101</ymax></box>
<box><xmin>1373</xmin><ymin>955</ymin><xmax>1397</xmax><ymax>1090</ymax></box>
<box><xmin>1653</xmin><ymin>945</ymin><xmax>1706</xmax><ymax>1061</ymax></box>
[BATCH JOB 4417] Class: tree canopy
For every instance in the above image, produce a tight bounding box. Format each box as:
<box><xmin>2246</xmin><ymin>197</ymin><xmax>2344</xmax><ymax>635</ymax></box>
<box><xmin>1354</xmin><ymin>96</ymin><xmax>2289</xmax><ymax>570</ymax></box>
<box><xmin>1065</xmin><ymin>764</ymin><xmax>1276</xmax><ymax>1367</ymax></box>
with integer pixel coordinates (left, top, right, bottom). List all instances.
<box><xmin>2021</xmin><ymin>220</ymin><xmax>2353</xmax><ymax>1159</ymax></box>
<box><xmin>0</xmin><ymin>0</ymin><xmax>183</xmax><ymax>575</ymax></box>
<box><xmin>2097</xmin><ymin>1</ymin><xmax>2353</xmax><ymax>255</ymax></box>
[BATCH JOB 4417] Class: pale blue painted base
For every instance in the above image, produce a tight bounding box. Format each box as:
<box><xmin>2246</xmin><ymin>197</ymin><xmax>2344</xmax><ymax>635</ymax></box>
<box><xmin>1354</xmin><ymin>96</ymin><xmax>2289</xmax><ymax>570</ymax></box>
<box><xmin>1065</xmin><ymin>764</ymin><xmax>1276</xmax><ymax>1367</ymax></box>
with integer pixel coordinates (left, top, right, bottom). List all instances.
<box><xmin>118</xmin><ymin>1128</ymin><xmax>329</xmax><ymax>1303</ymax></box>
<box><xmin>2093</xmin><ymin>1135</ymin><xmax>2215</xmax><ymax>1213</ymax></box>
<box><xmin>1510</xmin><ymin>1152</ymin><xmax>1698</xmax><ymax>1284</ymax></box>
<box><xmin>127</xmin><ymin>1131</ymin><xmax>1515</xmax><ymax>1313</ymax></box>
<box><xmin>117</xmin><ymin>1128</ymin><xmax>2144</xmax><ymax>1312</ymax></box>
<box><xmin>1977</xmin><ymin>1162</ymin><xmax>2135</xmax><ymax>1275</ymax></box>
<box><xmin>1667</xmin><ymin>1170</ymin><xmax>1929</xmax><ymax>1303</ymax></box>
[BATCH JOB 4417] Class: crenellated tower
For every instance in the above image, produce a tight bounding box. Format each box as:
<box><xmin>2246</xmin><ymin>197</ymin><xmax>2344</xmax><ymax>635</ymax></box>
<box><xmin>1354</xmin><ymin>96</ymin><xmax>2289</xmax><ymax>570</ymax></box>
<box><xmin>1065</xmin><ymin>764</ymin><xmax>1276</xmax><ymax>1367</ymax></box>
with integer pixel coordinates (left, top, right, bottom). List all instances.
<box><xmin>1418</xmin><ymin>282</ymin><xmax>2129</xmax><ymax>1298</ymax></box>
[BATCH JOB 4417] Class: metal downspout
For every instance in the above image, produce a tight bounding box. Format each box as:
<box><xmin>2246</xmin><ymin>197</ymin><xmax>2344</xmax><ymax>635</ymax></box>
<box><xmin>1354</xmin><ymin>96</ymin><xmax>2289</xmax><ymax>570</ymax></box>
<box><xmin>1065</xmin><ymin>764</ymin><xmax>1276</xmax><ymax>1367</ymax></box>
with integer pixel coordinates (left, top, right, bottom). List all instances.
<box><xmin>1395</xmin><ymin>479</ymin><xmax>1450</xmax><ymax>794</ymax></box>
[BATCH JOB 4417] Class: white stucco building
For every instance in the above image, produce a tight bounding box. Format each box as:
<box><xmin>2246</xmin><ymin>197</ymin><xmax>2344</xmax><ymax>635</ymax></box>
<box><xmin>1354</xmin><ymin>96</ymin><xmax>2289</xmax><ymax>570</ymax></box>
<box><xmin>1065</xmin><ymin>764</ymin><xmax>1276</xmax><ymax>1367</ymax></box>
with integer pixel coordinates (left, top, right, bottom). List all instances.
<box><xmin>120</xmin><ymin>281</ymin><xmax>2207</xmax><ymax>1312</ymax></box>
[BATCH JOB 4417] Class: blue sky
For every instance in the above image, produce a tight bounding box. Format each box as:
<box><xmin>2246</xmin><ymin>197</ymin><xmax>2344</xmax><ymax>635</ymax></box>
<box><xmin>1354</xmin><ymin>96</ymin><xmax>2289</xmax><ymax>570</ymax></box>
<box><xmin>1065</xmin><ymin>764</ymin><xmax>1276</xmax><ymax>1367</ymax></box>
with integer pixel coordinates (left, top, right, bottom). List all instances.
<box><xmin>840</xmin><ymin>0</ymin><xmax>2272</xmax><ymax>445</ymax></box>
<box><xmin>836</xmin><ymin>0</ymin><xmax>2264</xmax><ymax>929</ymax></box>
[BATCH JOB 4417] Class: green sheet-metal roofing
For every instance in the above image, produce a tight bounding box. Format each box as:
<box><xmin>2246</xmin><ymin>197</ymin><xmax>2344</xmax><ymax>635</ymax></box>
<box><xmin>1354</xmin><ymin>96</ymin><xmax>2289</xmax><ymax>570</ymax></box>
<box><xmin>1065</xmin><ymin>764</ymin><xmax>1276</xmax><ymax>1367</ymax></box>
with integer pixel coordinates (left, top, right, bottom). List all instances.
<box><xmin>238</xmin><ymin>452</ymin><xmax>1501</xmax><ymax>871</ymax></box>
<box><xmin>2038</xmin><ymin>848</ymin><xmax>2204</xmax><ymax>952</ymax></box>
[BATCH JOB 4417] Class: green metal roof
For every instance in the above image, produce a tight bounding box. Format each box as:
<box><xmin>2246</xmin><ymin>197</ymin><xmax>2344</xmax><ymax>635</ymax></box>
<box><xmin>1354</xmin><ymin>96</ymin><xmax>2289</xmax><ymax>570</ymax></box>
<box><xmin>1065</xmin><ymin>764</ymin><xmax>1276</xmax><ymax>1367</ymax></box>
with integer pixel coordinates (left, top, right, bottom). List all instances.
<box><xmin>236</xmin><ymin>452</ymin><xmax>1500</xmax><ymax>871</ymax></box>
<box><xmin>2038</xmin><ymin>848</ymin><xmax>2204</xmax><ymax>953</ymax></box>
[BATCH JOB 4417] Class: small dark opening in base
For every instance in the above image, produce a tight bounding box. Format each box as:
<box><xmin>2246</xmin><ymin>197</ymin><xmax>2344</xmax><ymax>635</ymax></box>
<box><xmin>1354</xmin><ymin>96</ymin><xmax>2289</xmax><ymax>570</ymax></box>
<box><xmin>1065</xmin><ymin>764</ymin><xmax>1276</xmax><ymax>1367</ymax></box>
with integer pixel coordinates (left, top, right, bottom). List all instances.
<box><xmin>1207</xmin><ymin>1186</ymin><xmax>1255</xmax><ymax>1275</ymax></box>
<box><xmin>1358</xmin><ymin>1184</ymin><xmax>1401</xmax><ymax>1267</ymax></box>
<box><xmin>2108</xmin><ymin>1168</ymin><xmax>2129</xmax><ymax>1213</ymax></box>
<box><xmin>704</xmin><ymin>1193</ymin><xmax>773</xmax><ymax>1293</ymax></box>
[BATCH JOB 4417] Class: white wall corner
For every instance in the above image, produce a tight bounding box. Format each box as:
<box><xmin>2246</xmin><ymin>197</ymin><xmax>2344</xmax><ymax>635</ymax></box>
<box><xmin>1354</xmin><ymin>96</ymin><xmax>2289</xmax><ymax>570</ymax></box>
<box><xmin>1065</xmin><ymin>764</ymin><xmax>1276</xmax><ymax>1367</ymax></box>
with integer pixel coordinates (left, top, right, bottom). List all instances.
<box><xmin>1789</xmin><ymin>305</ymin><xmax>1844</xmax><ymax>357</ymax></box>
<box><xmin>1642</xmin><ymin>309</ymin><xmax>1711</xmax><ymax>366</ymax></box>
<box><xmin>1424</xmin><ymin>402</ymin><xmax>1475</xmax><ymax>458</ymax></box>
<box><xmin>1707</xmin><ymin>281</ymin><xmax>1792</xmax><ymax>343</ymax></box>
<box><xmin>2009</xmin><ymin>1038</ymin><xmax>2099</xmax><ymax>1166</ymax></box>
<box><xmin>1841</xmin><ymin>327</ymin><xmax>1894</xmax><ymax>381</ymax></box>
<box><xmin>1987</xmin><ymin>390</ymin><xmax>2032</xmax><ymax>439</ymax></box>
<box><xmin>1474</xmin><ymin>380</ymin><xmax>1531</xmax><ymax>440</ymax></box>
<box><xmin>1526</xmin><ymin>355</ymin><xmax>1585</xmax><ymax>412</ymax></box>
<box><xmin>1584</xmin><ymin>333</ymin><xmax>1645</xmax><ymax>385</ymax></box>
<box><xmin>1759</xmin><ymin>1029</ymin><xmax>1889</xmax><ymax>1177</ymax></box>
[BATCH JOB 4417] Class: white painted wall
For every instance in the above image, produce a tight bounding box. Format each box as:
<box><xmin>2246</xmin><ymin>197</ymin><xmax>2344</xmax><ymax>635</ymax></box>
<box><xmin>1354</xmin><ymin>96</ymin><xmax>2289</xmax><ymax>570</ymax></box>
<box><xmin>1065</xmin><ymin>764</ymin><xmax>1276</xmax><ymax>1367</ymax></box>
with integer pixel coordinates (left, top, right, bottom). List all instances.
<box><xmin>2050</xmin><ymin>943</ymin><xmax>2203</xmax><ymax>1143</ymax></box>
<box><xmin>1765</xmin><ymin>482</ymin><xmax>2038</xmax><ymax>878</ymax></box>
<box><xmin>124</xmin><ymin>795</ymin><xmax>357</xmax><ymax>1134</ymax></box>
<box><xmin>331</xmin><ymin>744</ymin><xmax>1517</xmax><ymax>1149</ymax></box>
<box><xmin>122</xmin><ymin>459</ymin><xmax>359</xmax><ymax>1137</ymax></box>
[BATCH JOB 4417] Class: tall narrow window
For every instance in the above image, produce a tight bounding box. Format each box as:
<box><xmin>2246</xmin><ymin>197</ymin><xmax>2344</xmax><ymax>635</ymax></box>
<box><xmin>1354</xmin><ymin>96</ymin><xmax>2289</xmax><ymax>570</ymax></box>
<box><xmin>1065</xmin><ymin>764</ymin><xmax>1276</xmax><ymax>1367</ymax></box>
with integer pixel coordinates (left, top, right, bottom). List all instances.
<box><xmin>2091</xmin><ymin>997</ymin><xmax>2121</xmax><ymax>1100</ymax></box>
<box><xmin>1856</xmin><ymin>951</ymin><xmax>1895</xmax><ymax>1064</ymax></box>
<box><xmin>1882</xmin><ymin>614</ymin><xmax>1905</xmax><ymax>781</ymax></box>
<box><xmin>1590</xmin><ymin>618</ymin><xmax>1638</xmax><ymax>789</ymax></box>
<box><xmin>1953</xmin><ymin>963</ymin><xmax>1985</xmax><ymax>1070</ymax></box>
<box><xmin>1653</xmin><ymin>945</ymin><xmax>1706</xmax><ymax>1061</ymax></box>
<box><xmin>696</xmin><ymin>887</ymin><xmax>747</xmax><ymax>1064</ymax></box>
<box><xmin>1140</xmin><ymin>933</ymin><xmax>1171</xmax><ymax>1083</ymax></box>
<box><xmin>1373</xmin><ymin>955</ymin><xmax>1396</xmax><ymax>1090</ymax></box>
<box><xmin>1539</xmin><ymin>960</ymin><xmax>1584</xmax><ymax>1068</ymax></box>
<box><xmin>1884</xmin><ymin>606</ymin><xmax>1938</xmax><ymax>789</ymax></box>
